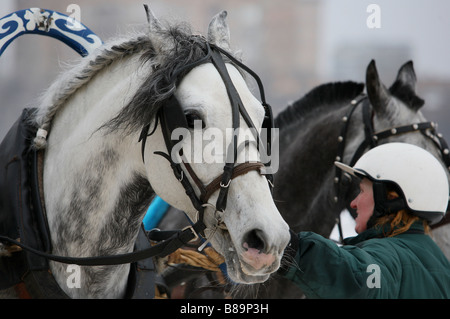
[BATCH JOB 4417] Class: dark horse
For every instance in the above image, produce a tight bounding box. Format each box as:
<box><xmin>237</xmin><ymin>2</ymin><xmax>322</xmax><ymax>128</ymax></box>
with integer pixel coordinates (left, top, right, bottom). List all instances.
<box><xmin>233</xmin><ymin>59</ymin><xmax>450</xmax><ymax>298</ymax></box>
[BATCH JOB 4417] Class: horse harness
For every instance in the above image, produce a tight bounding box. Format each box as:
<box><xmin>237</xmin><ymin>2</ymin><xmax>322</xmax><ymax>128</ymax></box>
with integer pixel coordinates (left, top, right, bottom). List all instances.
<box><xmin>0</xmin><ymin>39</ymin><xmax>274</xmax><ymax>297</ymax></box>
<box><xmin>334</xmin><ymin>94</ymin><xmax>450</xmax><ymax>241</ymax></box>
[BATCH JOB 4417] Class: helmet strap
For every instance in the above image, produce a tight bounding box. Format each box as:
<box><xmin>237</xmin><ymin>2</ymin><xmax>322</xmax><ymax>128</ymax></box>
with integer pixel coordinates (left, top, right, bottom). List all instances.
<box><xmin>367</xmin><ymin>181</ymin><xmax>408</xmax><ymax>229</ymax></box>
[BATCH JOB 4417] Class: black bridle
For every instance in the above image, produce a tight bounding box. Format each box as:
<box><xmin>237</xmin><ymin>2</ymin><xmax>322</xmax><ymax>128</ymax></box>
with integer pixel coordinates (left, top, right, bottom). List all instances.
<box><xmin>1</xmin><ymin>39</ymin><xmax>275</xmax><ymax>266</ymax></box>
<box><xmin>139</xmin><ymin>40</ymin><xmax>274</xmax><ymax>238</ymax></box>
<box><xmin>333</xmin><ymin>94</ymin><xmax>450</xmax><ymax>241</ymax></box>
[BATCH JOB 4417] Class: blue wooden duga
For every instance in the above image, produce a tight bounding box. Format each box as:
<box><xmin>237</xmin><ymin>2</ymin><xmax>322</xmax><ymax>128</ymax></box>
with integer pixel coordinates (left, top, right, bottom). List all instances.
<box><xmin>0</xmin><ymin>8</ymin><xmax>102</xmax><ymax>57</ymax></box>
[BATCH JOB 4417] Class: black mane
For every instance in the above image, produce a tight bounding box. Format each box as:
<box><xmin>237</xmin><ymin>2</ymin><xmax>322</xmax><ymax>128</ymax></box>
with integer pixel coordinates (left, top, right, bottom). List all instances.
<box><xmin>389</xmin><ymin>79</ymin><xmax>425</xmax><ymax>111</ymax></box>
<box><xmin>275</xmin><ymin>81</ymin><xmax>365</xmax><ymax>130</ymax></box>
<box><xmin>104</xmin><ymin>24</ymin><xmax>236</xmax><ymax>135</ymax></box>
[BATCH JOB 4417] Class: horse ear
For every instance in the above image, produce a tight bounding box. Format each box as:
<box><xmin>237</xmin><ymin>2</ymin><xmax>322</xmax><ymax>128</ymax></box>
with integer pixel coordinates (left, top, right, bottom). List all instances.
<box><xmin>207</xmin><ymin>11</ymin><xmax>231</xmax><ymax>51</ymax></box>
<box><xmin>366</xmin><ymin>60</ymin><xmax>391</xmax><ymax>114</ymax></box>
<box><xmin>144</xmin><ymin>4</ymin><xmax>162</xmax><ymax>32</ymax></box>
<box><xmin>389</xmin><ymin>61</ymin><xmax>424</xmax><ymax>111</ymax></box>
<box><xmin>394</xmin><ymin>61</ymin><xmax>417</xmax><ymax>88</ymax></box>
<box><xmin>144</xmin><ymin>5</ymin><xmax>174</xmax><ymax>55</ymax></box>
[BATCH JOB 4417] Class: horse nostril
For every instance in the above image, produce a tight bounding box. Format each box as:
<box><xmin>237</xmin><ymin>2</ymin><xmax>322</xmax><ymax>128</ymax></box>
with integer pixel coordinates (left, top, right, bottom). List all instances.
<box><xmin>243</xmin><ymin>229</ymin><xmax>266</xmax><ymax>252</ymax></box>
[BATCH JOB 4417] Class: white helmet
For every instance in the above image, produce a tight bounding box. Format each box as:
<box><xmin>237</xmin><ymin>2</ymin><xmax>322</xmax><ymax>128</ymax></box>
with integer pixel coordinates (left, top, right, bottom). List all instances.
<box><xmin>335</xmin><ymin>142</ymin><xmax>449</xmax><ymax>225</ymax></box>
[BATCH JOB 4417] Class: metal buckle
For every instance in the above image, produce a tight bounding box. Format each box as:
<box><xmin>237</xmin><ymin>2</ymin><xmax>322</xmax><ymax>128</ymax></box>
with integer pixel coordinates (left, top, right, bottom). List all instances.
<box><xmin>220</xmin><ymin>179</ymin><xmax>231</xmax><ymax>188</ymax></box>
<box><xmin>182</xmin><ymin>225</ymin><xmax>199</xmax><ymax>243</ymax></box>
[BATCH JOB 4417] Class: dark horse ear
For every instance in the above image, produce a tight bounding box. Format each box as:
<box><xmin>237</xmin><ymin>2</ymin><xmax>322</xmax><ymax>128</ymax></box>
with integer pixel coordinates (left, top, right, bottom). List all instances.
<box><xmin>389</xmin><ymin>61</ymin><xmax>425</xmax><ymax>111</ymax></box>
<box><xmin>366</xmin><ymin>60</ymin><xmax>391</xmax><ymax>114</ymax></box>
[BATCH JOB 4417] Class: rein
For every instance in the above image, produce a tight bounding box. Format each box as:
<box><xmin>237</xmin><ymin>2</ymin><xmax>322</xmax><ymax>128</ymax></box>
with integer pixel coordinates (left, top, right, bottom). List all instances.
<box><xmin>334</xmin><ymin>95</ymin><xmax>450</xmax><ymax>241</ymax></box>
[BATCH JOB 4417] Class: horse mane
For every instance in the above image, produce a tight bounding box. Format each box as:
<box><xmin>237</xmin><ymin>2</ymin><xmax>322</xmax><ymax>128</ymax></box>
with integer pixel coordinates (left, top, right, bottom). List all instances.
<box><xmin>32</xmin><ymin>34</ymin><xmax>152</xmax><ymax>149</ymax></box>
<box><xmin>104</xmin><ymin>25</ymin><xmax>218</xmax><ymax>136</ymax></box>
<box><xmin>275</xmin><ymin>81</ymin><xmax>365</xmax><ymax>130</ymax></box>
<box><xmin>389</xmin><ymin>78</ymin><xmax>425</xmax><ymax>111</ymax></box>
<box><xmin>32</xmin><ymin>22</ymin><xmax>236</xmax><ymax>149</ymax></box>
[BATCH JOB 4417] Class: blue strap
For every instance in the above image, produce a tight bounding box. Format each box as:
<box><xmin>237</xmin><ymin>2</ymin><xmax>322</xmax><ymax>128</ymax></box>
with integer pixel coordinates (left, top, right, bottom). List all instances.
<box><xmin>143</xmin><ymin>196</ymin><xmax>170</xmax><ymax>231</ymax></box>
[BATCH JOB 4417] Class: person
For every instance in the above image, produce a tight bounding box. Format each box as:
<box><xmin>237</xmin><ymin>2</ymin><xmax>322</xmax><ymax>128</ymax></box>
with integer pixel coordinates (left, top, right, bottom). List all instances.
<box><xmin>279</xmin><ymin>142</ymin><xmax>450</xmax><ymax>298</ymax></box>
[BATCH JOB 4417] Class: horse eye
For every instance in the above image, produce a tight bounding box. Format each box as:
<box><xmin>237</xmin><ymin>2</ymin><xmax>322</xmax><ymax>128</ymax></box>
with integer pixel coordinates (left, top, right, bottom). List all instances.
<box><xmin>185</xmin><ymin>111</ymin><xmax>205</xmax><ymax>129</ymax></box>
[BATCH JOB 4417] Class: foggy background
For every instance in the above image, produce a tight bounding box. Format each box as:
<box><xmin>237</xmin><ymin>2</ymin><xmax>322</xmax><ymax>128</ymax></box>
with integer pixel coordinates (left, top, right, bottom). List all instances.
<box><xmin>1</xmin><ymin>0</ymin><xmax>450</xmax><ymax>141</ymax></box>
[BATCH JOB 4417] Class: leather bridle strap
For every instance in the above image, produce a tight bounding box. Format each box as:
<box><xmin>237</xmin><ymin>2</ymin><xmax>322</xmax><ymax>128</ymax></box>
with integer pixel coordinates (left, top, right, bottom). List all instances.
<box><xmin>0</xmin><ymin>224</ymin><xmax>201</xmax><ymax>266</ymax></box>
<box><xmin>182</xmin><ymin>161</ymin><xmax>264</xmax><ymax>204</ymax></box>
<box><xmin>210</xmin><ymin>45</ymin><xmax>275</xmax><ymax>186</ymax></box>
<box><xmin>350</xmin><ymin>101</ymin><xmax>447</xmax><ymax>167</ymax></box>
<box><xmin>333</xmin><ymin>94</ymin><xmax>366</xmax><ymax>204</ymax></box>
<box><xmin>209</xmin><ymin>48</ymin><xmax>244</xmax><ymax>212</ymax></box>
<box><xmin>201</xmin><ymin>162</ymin><xmax>264</xmax><ymax>203</ymax></box>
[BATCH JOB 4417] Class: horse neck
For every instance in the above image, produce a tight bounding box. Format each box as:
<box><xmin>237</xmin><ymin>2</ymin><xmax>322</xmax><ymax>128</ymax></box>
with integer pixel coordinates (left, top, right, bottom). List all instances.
<box><xmin>43</xmin><ymin>54</ymin><xmax>154</xmax><ymax>298</ymax></box>
<box><xmin>277</xmin><ymin>104</ymin><xmax>350</xmax><ymax>180</ymax></box>
<box><xmin>275</xmin><ymin>103</ymin><xmax>360</xmax><ymax>234</ymax></box>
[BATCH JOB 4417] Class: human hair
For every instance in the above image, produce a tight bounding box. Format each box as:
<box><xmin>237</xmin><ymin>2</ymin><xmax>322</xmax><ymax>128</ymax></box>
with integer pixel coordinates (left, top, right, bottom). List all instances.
<box><xmin>374</xmin><ymin>189</ymin><xmax>430</xmax><ymax>237</ymax></box>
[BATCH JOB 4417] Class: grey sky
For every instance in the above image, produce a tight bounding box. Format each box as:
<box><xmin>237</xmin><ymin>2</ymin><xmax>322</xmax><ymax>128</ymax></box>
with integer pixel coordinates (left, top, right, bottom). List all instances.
<box><xmin>318</xmin><ymin>0</ymin><xmax>450</xmax><ymax>81</ymax></box>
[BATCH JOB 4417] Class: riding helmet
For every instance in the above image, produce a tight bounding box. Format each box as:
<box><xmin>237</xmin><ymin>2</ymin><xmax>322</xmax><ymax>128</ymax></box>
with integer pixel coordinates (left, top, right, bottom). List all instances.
<box><xmin>335</xmin><ymin>142</ymin><xmax>449</xmax><ymax>225</ymax></box>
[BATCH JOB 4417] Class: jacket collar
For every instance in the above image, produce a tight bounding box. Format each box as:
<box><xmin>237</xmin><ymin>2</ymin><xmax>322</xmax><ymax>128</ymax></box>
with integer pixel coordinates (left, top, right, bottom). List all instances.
<box><xmin>343</xmin><ymin>221</ymin><xmax>425</xmax><ymax>246</ymax></box>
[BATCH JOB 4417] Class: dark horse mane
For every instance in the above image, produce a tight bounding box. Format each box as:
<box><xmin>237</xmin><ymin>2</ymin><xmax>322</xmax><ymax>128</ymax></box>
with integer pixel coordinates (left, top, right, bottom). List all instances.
<box><xmin>103</xmin><ymin>26</ymin><xmax>209</xmax><ymax>135</ymax></box>
<box><xmin>275</xmin><ymin>81</ymin><xmax>365</xmax><ymax>130</ymax></box>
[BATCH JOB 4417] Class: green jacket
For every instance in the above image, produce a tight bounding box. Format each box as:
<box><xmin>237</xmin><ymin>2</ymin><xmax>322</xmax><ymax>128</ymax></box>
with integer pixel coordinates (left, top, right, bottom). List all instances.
<box><xmin>283</xmin><ymin>222</ymin><xmax>450</xmax><ymax>298</ymax></box>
